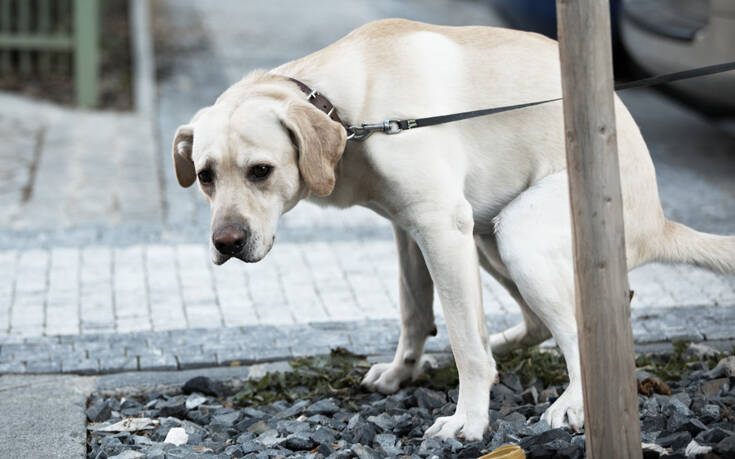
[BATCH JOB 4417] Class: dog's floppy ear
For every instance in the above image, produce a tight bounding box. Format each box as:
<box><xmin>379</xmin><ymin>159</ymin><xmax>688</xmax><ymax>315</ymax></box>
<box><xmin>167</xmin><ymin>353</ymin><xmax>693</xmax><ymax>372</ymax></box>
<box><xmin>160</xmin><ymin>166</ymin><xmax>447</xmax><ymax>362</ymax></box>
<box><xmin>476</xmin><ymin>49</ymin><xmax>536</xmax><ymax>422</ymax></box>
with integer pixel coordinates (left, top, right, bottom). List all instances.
<box><xmin>281</xmin><ymin>102</ymin><xmax>347</xmax><ymax>196</ymax></box>
<box><xmin>172</xmin><ymin>124</ymin><xmax>196</xmax><ymax>188</ymax></box>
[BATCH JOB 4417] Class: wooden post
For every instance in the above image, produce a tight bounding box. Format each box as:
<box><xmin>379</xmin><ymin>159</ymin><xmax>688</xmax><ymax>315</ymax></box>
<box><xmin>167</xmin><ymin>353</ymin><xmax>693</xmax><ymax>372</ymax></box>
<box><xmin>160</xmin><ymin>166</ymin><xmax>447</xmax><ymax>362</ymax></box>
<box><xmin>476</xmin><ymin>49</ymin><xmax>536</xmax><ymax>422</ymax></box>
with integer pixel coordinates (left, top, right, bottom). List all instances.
<box><xmin>555</xmin><ymin>1</ymin><xmax>642</xmax><ymax>458</ymax></box>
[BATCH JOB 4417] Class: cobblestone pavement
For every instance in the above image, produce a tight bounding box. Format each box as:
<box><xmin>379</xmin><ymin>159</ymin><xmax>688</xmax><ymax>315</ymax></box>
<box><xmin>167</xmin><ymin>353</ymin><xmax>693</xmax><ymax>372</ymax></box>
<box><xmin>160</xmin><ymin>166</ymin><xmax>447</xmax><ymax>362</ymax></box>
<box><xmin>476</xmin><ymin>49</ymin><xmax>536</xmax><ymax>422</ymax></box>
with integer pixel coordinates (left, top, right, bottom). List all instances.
<box><xmin>0</xmin><ymin>0</ymin><xmax>734</xmax><ymax>374</ymax></box>
<box><xmin>0</xmin><ymin>238</ymin><xmax>734</xmax><ymax>337</ymax></box>
<box><xmin>0</xmin><ymin>238</ymin><xmax>733</xmax><ymax>374</ymax></box>
<box><xmin>0</xmin><ymin>93</ymin><xmax>161</xmax><ymax>233</ymax></box>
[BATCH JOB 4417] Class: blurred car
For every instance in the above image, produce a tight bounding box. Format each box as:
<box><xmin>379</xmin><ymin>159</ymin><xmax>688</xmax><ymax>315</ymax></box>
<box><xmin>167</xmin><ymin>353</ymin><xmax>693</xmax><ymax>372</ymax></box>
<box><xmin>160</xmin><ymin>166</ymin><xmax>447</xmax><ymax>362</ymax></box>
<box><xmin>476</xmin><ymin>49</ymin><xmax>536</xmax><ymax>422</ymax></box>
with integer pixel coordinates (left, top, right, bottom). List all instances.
<box><xmin>491</xmin><ymin>0</ymin><xmax>622</xmax><ymax>41</ymax></box>
<box><xmin>489</xmin><ymin>0</ymin><xmax>627</xmax><ymax>75</ymax></box>
<box><xmin>491</xmin><ymin>0</ymin><xmax>735</xmax><ymax>115</ymax></box>
<box><xmin>621</xmin><ymin>0</ymin><xmax>735</xmax><ymax>115</ymax></box>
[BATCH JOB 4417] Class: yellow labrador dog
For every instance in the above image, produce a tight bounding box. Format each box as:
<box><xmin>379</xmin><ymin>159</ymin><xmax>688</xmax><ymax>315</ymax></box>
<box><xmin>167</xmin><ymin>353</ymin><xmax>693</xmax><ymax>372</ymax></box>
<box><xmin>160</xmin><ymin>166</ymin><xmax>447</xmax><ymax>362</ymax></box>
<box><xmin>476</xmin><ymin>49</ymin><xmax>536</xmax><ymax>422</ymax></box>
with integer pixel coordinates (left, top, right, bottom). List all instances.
<box><xmin>172</xmin><ymin>19</ymin><xmax>735</xmax><ymax>440</ymax></box>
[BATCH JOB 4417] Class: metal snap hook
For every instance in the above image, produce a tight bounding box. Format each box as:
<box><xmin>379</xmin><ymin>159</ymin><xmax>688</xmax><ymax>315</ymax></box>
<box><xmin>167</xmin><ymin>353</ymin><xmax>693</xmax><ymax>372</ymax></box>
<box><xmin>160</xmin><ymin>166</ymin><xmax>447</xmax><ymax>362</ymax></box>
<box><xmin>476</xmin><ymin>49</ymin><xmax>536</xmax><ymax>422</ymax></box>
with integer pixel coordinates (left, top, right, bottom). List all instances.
<box><xmin>383</xmin><ymin>120</ymin><xmax>403</xmax><ymax>134</ymax></box>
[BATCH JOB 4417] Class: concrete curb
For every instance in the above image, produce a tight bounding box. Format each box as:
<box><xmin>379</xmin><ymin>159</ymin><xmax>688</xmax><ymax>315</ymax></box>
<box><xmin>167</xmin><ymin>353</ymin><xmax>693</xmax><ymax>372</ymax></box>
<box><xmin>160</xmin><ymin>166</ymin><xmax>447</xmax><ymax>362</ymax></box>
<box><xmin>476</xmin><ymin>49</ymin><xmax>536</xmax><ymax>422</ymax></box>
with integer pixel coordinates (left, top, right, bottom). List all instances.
<box><xmin>2</xmin><ymin>305</ymin><xmax>735</xmax><ymax>376</ymax></box>
<box><xmin>0</xmin><ymin>374</ymin><xmax>95</xmax><ymax>459</ymax></box>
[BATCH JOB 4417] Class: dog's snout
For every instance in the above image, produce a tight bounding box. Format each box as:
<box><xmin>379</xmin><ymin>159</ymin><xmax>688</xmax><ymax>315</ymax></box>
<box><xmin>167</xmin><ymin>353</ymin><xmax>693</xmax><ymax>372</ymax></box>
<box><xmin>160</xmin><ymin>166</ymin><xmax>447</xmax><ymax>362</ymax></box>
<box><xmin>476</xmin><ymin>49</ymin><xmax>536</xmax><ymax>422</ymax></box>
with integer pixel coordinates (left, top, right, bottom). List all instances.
<box><xmin>212</xmin><ymin>224</ymin><xmax>248</xmax><ymax>254</ymax></box>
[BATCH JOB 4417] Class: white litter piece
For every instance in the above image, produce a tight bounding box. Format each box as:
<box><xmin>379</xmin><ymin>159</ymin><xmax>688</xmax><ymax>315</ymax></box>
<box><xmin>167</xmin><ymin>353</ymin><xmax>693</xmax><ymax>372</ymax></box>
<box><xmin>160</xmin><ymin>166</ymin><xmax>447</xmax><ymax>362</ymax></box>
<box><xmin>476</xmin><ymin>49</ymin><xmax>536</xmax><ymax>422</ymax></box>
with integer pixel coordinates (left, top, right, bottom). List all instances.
<box><xmin>92</xmin><ymin>417</ymin><xmax>158</xmax><ymax>432</ymax></box>
<box><xmin>685</xmin><ymin>439</ymin><xmax>712</xmax><ymax>457</ymax></box>
<box><xmin>641</xmin><ymin>443</ymin><xmax>667</xmax><ymax>455</ymax></box>
<box><xmin>108</xmin><ymin>451</ymin><xmax>146</xmax><ymax>459</ymax></box>
<box><xmin>164</xmin><ymin>427</ymin><xmax>189</xmax><ymax>446</ymax></box>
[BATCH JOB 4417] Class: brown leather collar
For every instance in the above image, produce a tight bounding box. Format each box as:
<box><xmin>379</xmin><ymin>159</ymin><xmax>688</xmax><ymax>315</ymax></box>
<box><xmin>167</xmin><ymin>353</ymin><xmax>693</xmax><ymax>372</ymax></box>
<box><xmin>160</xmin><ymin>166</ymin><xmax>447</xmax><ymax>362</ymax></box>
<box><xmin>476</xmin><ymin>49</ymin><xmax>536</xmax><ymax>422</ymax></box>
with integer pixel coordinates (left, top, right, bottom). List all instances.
<box><xmin>287</xmin><ymin>77</ymin><xmax>348</xmax><ymax>129</ymax></box>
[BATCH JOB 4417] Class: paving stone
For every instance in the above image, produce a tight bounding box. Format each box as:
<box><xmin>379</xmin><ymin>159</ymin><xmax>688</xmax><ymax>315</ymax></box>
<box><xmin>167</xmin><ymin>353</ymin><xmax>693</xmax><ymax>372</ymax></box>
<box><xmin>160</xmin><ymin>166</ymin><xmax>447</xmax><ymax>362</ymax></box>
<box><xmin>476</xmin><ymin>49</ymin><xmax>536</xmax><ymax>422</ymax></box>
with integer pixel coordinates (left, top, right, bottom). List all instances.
<box><xmin>176</xmin><ymin>352</ymin><xmax>217</xmax><ymax>370</ymax></box>
<box><xmin>11</xmin><ymin>349</ymin><xmax>52</xmax><ymax>361</ymax></box>
<box><xmin>26</xmin><ymin>360</ymin><xmax>61</xmax><ymax>373</ymax></box>
<box><xmin>100</xmin><ymin>356</ymin><xmax>138</xmax><ymax>373</ymax></box>
<box><xmin>251</xmin><ymin>347</ymin><xmax>294</xmax><ymax>363</ymax></box>
<box><xmin>0</xmin><ymin>361</ymin><xmax>26</xmax><ymax>373</ymax></box>
<box><xmin>289</xmin><ymin>344</ymin><xmax>332</xmax><ymax>358</ymax></box>
<box><xmin>216</xmin><ymin>348</ymin><xmax>255</xmax><ymax>366</ymax></box>
<box><xmin>93</xmin><ymin>349</ymin><xmax>129</xmax><ymax>363</ymax></box>
<box><xmin>48</xmin><ymin>349</ymin><xmax>87</xmax><ymax>365</ymax></box>
<box><xmin>139</xmin><ymin>354</ymin><xmax>178</xmax><ymax>371</ymax></box>
<box><xmin>61</xmin><ymin>356</ymin><xmax>99</xmax><ymax>374</ymax></box>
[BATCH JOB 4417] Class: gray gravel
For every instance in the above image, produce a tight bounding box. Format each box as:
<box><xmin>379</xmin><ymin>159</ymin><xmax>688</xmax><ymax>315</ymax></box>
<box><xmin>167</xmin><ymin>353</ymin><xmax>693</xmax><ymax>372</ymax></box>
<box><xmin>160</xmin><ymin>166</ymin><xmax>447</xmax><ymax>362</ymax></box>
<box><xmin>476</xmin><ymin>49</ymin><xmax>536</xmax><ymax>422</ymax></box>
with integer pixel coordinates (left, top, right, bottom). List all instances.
<box><xmin>87</xmin><ymin>359</ymin><xmax>735</xmax><ymax>458</ymax></box>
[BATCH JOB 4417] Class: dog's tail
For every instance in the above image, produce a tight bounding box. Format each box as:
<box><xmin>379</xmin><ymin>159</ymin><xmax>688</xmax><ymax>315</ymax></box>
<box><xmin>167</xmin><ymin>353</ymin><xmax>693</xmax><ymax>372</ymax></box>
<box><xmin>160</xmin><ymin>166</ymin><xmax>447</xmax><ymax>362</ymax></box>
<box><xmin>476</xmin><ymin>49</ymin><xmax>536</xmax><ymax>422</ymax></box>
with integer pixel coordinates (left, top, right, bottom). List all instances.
<box><xmin>654</xmin><ymin>220</ymin><xmax>735</xmax><ymax>273</ymax></box>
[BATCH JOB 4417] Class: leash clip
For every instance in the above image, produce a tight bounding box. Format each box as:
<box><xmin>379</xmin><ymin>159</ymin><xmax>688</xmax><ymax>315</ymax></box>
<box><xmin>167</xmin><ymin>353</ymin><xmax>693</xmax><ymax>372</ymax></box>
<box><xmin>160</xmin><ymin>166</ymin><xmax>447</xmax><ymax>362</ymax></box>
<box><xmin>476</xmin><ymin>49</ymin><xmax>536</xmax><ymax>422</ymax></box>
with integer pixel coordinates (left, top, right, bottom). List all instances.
<box><xmin>383</xmin><ymin>119</ymin><xmax>403</xmax><ymax>134</ymax></box>
<box><xmin>347</xmin><ymin>120</ymin><xmax>403</xmax><ymax>142</ymax></box>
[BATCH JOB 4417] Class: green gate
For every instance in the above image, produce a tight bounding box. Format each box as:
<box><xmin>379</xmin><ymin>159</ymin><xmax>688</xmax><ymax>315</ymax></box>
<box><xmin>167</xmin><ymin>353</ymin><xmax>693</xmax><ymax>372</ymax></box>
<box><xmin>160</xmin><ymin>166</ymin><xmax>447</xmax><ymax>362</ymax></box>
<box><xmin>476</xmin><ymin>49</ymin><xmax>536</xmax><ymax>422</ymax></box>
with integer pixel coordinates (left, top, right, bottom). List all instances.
<box><xmin>0</xmin><ymin>0</ymin><xmax>101</xmax><ymax>107</ymax></box>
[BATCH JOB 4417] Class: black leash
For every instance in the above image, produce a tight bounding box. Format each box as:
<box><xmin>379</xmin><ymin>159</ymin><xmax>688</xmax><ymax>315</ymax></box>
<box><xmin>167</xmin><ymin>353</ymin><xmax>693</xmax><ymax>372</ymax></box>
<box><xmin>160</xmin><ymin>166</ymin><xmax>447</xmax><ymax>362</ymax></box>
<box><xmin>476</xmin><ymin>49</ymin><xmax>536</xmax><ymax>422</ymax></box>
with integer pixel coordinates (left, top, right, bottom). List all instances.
<box><xmin>346</xmin><ymin>60</ymin><xmax>735</xmax><ymax>141</ymax></box>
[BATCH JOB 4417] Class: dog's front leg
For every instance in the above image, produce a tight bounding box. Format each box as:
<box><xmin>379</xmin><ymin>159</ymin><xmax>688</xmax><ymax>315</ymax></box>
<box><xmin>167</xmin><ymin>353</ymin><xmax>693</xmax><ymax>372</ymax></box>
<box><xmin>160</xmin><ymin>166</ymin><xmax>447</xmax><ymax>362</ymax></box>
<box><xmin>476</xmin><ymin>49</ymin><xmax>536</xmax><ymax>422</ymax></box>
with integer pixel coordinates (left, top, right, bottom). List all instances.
<box><xmin>415</xmin><ymin>204</ymin><xmax>495</xmax><ymax>441</ymax></box>
<box><xmin>362</xmin><ymin>225</ymin><xmax>436</xmax><ymax>394</ymax></box>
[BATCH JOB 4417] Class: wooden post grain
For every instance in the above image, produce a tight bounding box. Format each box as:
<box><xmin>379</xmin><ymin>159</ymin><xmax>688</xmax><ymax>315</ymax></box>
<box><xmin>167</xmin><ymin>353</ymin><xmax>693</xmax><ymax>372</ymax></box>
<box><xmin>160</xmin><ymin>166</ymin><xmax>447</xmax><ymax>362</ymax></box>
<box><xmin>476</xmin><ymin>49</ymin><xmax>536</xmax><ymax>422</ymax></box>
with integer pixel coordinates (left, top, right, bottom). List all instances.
<box><xmin>555</xmin><ymin>0</ymin><xmax>642</xmax><ymax>457</ymax></box>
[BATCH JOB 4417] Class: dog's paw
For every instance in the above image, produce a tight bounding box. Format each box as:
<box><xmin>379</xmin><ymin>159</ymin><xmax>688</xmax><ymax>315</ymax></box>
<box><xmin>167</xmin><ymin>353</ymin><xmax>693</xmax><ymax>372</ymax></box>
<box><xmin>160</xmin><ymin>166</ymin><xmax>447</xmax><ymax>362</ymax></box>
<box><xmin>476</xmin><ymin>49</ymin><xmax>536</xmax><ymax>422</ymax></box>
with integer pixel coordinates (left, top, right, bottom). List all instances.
<box><xmin>361</xmin><ymin>356</ymin><xmax>434</xmax><ymax>394</ymax></box>
<box><xmin>424</xmin><ymin>410</ymin><xmax>488</xmax><ymax>441</ymax></box>
<box><xmin>541</xmin><ymin>386</ymin><xmax>584</xmax><ymax>431</ymax></box>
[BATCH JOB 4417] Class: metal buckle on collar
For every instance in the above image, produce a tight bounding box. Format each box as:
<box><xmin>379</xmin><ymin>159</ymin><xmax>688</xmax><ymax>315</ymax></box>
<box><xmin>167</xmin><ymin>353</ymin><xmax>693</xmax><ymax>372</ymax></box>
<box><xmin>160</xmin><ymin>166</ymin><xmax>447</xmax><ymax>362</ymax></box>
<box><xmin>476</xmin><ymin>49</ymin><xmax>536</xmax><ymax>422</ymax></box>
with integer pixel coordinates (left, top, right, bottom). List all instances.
<box><xmin>347</xmin><ymin>119</ymin><xmax>403</xmax><ymax>142</ymax></box>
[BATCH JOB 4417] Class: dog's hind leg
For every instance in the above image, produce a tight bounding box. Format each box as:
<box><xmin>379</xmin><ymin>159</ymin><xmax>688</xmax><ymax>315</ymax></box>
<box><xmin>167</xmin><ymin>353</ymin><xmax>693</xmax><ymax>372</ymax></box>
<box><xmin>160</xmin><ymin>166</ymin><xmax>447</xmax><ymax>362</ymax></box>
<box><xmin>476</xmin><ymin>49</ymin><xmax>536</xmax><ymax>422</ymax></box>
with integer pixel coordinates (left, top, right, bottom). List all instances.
<box><xmin>361</xmin><ymin>225</ymin><xmax>437</xmax><ymax>394</ymax></box>
<box><xmin>495</xmin><ymin>171</ymin><xmax>584</xmax><ymax>431</ymax></box>
<box><xmin>475</xmin><ymin>234</ymin><xmax>552</xmax><ymax>354</ymax></box>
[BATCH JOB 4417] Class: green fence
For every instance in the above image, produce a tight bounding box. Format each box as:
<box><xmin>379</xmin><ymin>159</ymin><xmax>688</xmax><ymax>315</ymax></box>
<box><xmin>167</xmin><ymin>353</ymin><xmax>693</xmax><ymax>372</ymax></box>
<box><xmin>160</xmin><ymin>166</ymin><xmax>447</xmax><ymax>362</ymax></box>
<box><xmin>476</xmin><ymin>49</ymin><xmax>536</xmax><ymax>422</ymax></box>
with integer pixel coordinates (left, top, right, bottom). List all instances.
<box><xmin>0</xmin><ymin>0</ymin><xmax>100</xmax><ymax>107</ymax></box>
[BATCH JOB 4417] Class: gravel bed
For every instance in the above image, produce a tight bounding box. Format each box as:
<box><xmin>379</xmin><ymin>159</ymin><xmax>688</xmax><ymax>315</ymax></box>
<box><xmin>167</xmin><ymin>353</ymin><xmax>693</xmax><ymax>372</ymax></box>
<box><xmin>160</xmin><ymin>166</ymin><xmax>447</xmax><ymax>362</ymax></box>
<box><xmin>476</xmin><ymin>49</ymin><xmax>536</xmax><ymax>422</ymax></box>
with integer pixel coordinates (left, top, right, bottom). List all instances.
<box><xmin>87</xmin><ymin>349</ymin><xmax>735</xmax><ymax>459</ymax></box>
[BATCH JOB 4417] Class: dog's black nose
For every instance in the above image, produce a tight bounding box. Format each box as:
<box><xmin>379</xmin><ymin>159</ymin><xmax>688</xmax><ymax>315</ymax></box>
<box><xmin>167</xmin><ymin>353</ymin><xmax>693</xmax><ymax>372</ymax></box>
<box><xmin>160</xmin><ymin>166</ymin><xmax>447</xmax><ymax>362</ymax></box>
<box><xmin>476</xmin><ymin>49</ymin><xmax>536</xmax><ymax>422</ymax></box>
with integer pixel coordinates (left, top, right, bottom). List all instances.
<box><xmin>212</xmin><ymin>224</ymin><xmax>248</xmax><ymax>254</ymax></box>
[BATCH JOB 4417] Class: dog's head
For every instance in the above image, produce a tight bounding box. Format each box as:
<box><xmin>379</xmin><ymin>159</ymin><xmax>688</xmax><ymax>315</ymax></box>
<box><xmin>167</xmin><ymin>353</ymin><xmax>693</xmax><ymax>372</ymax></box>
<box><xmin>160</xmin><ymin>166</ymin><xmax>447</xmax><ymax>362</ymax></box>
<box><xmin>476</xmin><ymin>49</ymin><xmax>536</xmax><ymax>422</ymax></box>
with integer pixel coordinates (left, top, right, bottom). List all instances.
<box><xmin>172</xmin><ymin>73</ymin><xmax>347</xmax><ymax>264</ymax></box>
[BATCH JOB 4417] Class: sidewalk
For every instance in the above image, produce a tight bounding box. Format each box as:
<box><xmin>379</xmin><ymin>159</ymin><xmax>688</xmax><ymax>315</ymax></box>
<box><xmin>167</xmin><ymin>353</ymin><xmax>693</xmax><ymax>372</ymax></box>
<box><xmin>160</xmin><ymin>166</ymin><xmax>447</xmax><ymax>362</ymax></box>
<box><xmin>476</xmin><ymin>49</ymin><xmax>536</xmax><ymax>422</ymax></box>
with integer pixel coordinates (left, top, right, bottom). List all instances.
<box><xmin>0</xmin><ymin>93</ymin><xmax>161</xmax><ymax>234</ymax></box>
<box><xmin>0</xmin><ymin>0</ymin><xmax>734</xmax><ymax>376</ymax></box>
<box><xmin>1</xmin><ymin>239</ymin><xmax>734</xmax><ymax>336</ymax></box>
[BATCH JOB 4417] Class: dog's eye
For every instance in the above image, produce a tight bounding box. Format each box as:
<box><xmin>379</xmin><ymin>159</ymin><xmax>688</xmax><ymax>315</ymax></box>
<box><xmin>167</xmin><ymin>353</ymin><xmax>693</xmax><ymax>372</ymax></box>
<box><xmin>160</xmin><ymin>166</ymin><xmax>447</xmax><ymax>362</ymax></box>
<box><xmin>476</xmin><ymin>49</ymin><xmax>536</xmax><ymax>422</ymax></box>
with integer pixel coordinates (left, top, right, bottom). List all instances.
<box><xmin>249</xmin><ymin>164</ymin><xmax>272</xmax><ymax>182</ymax></box>
<box><xmin>198</xmin><ymin>169</ymin><xmax>214</xmax><ymax>184</ymax></box>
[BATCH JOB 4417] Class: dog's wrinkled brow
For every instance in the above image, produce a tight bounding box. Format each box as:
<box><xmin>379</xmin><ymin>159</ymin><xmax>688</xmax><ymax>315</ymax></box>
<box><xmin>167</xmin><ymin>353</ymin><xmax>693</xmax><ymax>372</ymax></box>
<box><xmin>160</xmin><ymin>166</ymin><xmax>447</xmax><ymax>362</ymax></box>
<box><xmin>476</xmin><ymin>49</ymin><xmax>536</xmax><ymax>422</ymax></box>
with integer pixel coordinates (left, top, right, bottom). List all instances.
<box><xmin>198</xmin><ymin>157</ymin><xmax>217</xmax><ymax>173</ymax></box>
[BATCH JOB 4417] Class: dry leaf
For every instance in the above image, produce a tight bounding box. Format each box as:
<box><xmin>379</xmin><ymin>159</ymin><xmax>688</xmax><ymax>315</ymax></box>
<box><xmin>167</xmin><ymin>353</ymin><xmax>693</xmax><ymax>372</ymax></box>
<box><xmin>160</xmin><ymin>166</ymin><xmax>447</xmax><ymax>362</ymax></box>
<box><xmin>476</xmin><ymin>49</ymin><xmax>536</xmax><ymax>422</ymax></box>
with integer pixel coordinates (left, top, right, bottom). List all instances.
<box><xmin>478</xmin><ymin>443</ymin><xmax>526</xmax><ymax>459</ymax></box>
<box><xmin>637</xmin><ymin>377</ymin><xmax>671</xmax><ymax>396</ymax></box>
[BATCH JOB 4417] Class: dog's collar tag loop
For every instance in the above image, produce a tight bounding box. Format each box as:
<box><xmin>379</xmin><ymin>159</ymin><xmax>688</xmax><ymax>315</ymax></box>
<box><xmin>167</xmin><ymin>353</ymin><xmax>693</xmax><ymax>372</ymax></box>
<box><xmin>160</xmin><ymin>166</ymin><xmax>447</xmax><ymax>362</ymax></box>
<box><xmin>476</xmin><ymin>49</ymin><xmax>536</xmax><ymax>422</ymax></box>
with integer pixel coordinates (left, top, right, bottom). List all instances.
<box><xmin>287</xmin><ymin>77</ymin><xmax>349</xmax><ymax>129</ymax></box>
